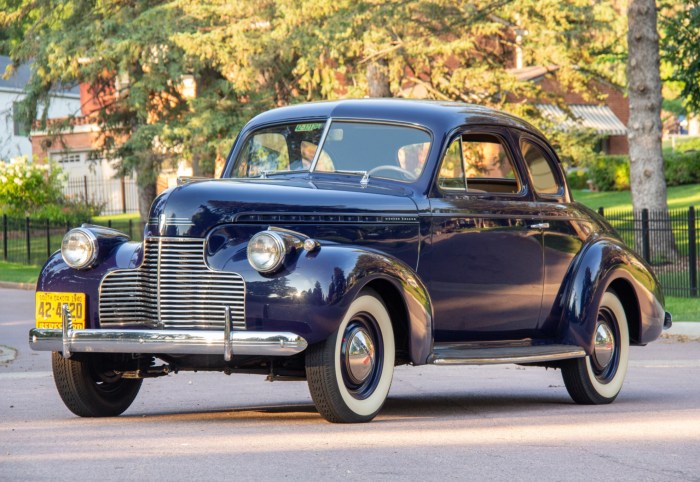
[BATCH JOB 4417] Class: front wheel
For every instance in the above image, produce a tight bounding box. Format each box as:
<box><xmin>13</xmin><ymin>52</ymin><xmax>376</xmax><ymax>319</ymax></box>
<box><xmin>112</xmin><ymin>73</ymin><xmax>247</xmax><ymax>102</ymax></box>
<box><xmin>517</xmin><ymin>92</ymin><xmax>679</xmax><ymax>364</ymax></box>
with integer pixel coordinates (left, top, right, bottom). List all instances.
<box><xmin>561</xmin><ymin>291</ymin><xmax>630</xmax><ymax>404</ymax></box>
<box><xmin>305</xmin><ymin>290</ymin><xmax>395</xmax><ymax>423</ymax></box>
<box><xmin>52</xmin><ymin>352</ymin><xmax>143</xmax><ymax>417</ymax></box>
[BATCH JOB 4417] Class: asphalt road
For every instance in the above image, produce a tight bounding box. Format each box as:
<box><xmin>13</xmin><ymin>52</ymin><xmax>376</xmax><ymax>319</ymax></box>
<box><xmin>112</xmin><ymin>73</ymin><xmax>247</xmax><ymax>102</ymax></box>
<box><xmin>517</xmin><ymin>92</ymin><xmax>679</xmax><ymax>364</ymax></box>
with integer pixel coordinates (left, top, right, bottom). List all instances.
<box><xmin>1</xmin><ymin>287</ymin><xmax>700</xmax><ymax>481</ymax></box>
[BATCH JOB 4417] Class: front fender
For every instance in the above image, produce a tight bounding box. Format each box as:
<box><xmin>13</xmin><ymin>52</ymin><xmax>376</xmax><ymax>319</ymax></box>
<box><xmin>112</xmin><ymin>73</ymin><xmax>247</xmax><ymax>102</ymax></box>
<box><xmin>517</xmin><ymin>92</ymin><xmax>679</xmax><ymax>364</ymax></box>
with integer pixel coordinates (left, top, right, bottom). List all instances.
<box><xmin>558</xmin><ymin>236</ymin><xmax>665</xmax><ymax>354</ymax></box>
<box><xmin>37</xmin><ymin>240</ymin><xmax>142</xmax><ymax>329</ymax></box>
<box><xmin>207</xmin><ymin>235</ymin><xmax>433</xmax><ymax>365</ymax></box>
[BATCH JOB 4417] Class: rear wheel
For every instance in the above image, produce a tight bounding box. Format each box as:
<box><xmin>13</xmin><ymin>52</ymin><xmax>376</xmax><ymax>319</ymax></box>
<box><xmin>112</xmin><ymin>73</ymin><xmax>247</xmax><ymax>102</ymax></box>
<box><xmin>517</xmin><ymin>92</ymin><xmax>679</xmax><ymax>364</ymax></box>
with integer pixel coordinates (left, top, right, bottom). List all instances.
<box><xmin>52</xmin><ymin>352</ymin><xmax>142</xmax><ymax>417</ymax></box>
<box><xmin>306</xmin><ymin>290</ymin><xmax>395</xmax><ymax>423</ymax></box>
<box><xmin>561</xmin><ymin>291</ymin><xmax>629</xmax><ymax>404</ymax></box>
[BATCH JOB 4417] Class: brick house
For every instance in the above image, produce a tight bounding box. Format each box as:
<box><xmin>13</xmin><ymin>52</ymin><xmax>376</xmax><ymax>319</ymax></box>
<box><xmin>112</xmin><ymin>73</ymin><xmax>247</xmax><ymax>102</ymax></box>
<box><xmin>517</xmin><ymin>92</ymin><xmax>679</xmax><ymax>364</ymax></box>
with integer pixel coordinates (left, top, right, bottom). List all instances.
<box><xmin>509</xmin><ymin>65</ymin><xmax>629</xmax><ymax>155</ymax></box>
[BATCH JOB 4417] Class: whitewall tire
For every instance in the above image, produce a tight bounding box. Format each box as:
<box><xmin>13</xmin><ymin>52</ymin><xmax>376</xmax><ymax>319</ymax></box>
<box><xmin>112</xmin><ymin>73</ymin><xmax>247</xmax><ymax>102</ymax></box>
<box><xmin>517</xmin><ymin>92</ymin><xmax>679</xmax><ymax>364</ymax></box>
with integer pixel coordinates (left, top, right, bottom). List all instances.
<box><xmin>562</xmin><ymin>291</ymin><xmax>629</xmax><ymax>404</ymax></box>
<box><xmin>306</xmin><ymin>290</ymin><xmax>395</xmax><ymax>423</ymax></box>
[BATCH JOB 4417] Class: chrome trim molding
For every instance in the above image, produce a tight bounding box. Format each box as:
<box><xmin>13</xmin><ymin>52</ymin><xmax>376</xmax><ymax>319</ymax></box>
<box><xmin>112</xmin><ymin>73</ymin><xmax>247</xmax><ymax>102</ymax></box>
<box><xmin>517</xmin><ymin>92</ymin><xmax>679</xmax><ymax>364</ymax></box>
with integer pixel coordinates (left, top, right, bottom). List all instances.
<box><xmin>428</xmin><ymin>344</ymin><xmax>586</xmax><ymax>366</ymax></box>
<box><xmin>29</xmin><ymin>328</ymin><xmax>308</xmax><ymax>357</ymax></box>
<box><xmin>61</xmin><ymin>304</ymin><xmax>72</xmax><ymax>358</ymax></box>
<box><xmin>224</xmin><ymin>306</ymin><xmax>232</xmax><ymax>361</ymax></box>
<box><xmin>99</xmin><ymin>237</ymin><xmax>246</xmax><ymax>331</ymax></box>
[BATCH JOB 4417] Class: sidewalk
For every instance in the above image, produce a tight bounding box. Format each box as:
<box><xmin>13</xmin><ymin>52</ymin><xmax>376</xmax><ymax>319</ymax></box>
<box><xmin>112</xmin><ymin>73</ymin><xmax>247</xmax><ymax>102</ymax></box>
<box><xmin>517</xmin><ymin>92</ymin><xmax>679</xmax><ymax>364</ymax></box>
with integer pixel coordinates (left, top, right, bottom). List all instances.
<box><xmin>668</xmin><ymin>322</ymin><xmax>700</xmax><ymax>338</ymax></box>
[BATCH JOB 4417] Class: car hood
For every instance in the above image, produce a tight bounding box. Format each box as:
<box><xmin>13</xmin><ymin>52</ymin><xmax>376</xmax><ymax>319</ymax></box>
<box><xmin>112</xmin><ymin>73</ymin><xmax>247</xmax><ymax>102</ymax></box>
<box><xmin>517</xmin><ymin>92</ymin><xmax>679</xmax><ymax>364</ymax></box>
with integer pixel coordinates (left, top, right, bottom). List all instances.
<box><xmin>148</xmin><ymin>177</ymin><xmax>419</xmax><ymax>237</ymax></box>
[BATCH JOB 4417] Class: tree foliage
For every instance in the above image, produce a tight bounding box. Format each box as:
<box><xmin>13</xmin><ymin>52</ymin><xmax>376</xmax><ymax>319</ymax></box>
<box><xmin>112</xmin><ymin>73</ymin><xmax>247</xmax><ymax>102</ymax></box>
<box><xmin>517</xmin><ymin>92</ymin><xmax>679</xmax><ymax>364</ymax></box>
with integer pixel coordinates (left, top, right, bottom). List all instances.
<box><xmin>2</xmin><ymin>0</ymin><xmax>632</xmax><ymax>214</ymax></box>
<box><xmin>662</xmin><ymin>0</ymin><xmax>700</xmax><ymax>113</ymax></box>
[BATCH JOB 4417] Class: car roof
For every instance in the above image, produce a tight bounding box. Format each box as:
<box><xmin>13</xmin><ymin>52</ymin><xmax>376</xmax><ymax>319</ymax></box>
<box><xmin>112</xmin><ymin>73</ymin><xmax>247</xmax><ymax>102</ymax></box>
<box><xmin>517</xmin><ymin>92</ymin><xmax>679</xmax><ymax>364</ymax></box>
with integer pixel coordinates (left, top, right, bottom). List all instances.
<box><xmin>244</xmin><ymin>98</ymin><xmax>545</xmax><ymax>138</ymax></box>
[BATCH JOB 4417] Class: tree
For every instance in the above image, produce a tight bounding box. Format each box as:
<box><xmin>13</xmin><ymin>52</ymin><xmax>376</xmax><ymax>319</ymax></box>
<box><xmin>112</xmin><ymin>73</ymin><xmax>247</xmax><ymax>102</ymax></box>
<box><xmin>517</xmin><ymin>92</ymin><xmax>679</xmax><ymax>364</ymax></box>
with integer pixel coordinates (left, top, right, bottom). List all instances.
<box><xmin>627</xmin><ymin>0</ymin><xmax>675</xmax><ymax>259</ymax></box>
<box><xmin>2</xmin><ymin>0</ymin><xmax>227</xmax><ymax>220</ymax></box>
<box><xmin>662</xmin><ymin>0</ymin><xmax>700</xmax><ymax>113</ymax></box>
<box><xmin>4</xmin><ymin>0</ymin><xmax>628</xmax><ymax>219</ymax></box>
<box><xmin>173</xmin><ymin>0</ymin><xmax>622</xmax><ymax>163</ymax></box>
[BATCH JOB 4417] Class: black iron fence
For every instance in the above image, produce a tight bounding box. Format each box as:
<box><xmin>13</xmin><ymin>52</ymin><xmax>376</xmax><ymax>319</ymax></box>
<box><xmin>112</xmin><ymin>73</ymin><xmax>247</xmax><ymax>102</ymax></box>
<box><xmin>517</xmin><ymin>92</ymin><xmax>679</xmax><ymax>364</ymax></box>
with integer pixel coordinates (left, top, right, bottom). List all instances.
<box><xmin>64</xmin><ymin>176</ymin><xmax>140</xmax><ymax>216</ymax></box>
<box><xmin>599</xmin><ymin>207</ymin><xmax>699</xmax><ymax>297</ymax></box>
<box><xmin>2</xmin><ymin>207</ymin><xmax>699</xmax><ymax>297</ymax></box>
<box><xmin>1</xmin><ymin>215</ymin><xmax>145</xmax><ymax>266</ymax></box>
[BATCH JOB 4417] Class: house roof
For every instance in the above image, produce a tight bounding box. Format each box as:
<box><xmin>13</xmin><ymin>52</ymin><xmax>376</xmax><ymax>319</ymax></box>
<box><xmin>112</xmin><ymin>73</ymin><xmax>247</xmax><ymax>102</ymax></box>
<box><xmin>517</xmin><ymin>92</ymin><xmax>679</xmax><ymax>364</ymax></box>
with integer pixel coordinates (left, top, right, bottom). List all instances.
<box><xmin>0</xmin><ymin>55</ymin><xmax>80</xmax><ymax>97</ymax></box>
<box><xmin>537</xmin><ymin>104</ymin><xmax>627</xmax><ymax>136</ymax></box>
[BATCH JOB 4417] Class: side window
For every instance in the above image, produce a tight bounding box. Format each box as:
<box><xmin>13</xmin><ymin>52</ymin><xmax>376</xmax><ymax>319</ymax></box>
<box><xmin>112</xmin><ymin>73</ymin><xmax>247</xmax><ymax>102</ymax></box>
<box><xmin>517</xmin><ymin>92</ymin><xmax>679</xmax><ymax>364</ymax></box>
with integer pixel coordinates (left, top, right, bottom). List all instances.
<box><xmin>521</xmin><ymin>140</ymin><xmax>562</xmax><ymax>196</ymax></box>
<box><xmin>462</xmin><ymin>134</ymin><xmax>519</xmax><ymax>194</ymax></box>
<box><xmin>438</xmin><ymin>137</ymin><xmax>465</xmax><ymax>191</ymax></box>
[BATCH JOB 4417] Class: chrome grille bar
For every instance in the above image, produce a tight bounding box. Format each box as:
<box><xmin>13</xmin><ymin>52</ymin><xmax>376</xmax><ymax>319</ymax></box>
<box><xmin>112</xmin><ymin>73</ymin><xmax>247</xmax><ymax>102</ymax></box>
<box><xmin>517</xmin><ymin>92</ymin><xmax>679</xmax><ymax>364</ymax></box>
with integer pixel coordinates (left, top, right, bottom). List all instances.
<box><xmin>99</xmin><ymin>237</ymin><xmax>246</xmax><ymax>330</ymax></box>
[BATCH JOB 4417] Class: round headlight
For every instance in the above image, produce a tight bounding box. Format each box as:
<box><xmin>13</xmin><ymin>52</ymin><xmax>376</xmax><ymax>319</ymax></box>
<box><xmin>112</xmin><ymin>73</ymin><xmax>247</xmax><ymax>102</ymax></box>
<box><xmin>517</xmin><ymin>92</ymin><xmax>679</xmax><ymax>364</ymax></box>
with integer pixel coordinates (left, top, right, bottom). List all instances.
<box><xmin>247</xmin><ymin>231</ymin><xmax>287</xmax><ymax>273</ymax></box>
<box><xmin>61</xmin><ymin>228</ymin><xmax>98</xmax><ymax>269</ymax></box>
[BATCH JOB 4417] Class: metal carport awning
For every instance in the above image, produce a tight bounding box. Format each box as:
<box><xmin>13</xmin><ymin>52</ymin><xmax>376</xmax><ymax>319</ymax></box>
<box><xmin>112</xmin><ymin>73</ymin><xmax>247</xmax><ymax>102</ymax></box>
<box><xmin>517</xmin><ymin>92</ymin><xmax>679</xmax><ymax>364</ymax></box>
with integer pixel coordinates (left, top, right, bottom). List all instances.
<box><xmin>536</xmin><ymin>104</ymin><xmax>628</xmax><ymax>136</ymax></box>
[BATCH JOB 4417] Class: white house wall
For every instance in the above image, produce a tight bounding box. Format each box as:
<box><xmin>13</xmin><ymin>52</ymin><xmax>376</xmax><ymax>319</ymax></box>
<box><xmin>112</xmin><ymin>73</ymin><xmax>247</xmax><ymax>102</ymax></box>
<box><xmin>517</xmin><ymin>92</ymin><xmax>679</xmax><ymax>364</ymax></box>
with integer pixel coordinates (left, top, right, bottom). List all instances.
<box><xmin>0</xmin><ymin>89</ymin><xmax>81</xmax><ymax>161</ymax></box>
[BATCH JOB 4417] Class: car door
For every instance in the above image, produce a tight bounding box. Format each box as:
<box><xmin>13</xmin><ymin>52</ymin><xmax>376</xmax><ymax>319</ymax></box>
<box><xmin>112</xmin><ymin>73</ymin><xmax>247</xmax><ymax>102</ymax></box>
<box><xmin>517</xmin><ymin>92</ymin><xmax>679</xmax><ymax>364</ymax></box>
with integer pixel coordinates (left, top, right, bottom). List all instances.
<box><xmin>424</xmin><ymin>128</ymin><xmax>544</xmax><ymax>343</ymax></box>
<box><xmin>516</xmin><ymin>133</ymin><xmax>590</xmax><ymax>337</ymax></box>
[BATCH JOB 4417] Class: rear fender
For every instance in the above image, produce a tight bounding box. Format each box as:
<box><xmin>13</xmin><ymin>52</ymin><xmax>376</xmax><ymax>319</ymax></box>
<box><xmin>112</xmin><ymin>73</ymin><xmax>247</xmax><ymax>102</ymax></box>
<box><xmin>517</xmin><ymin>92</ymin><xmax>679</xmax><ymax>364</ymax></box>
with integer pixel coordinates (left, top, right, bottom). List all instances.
<box><xmin>557</xmin><ymin>236</ymin><xmax>665</xmax><ymax>354</ymax></box>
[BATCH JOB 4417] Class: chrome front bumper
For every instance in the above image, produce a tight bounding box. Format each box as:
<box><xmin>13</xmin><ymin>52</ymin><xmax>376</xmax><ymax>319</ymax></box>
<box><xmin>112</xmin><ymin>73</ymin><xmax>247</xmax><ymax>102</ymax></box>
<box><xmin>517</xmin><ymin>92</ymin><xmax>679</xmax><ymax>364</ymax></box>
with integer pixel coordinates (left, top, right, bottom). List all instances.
<box><xmin>29</xmin><ymin>305</ymin><xmax>308</xmax><ymax>359</ymax></box>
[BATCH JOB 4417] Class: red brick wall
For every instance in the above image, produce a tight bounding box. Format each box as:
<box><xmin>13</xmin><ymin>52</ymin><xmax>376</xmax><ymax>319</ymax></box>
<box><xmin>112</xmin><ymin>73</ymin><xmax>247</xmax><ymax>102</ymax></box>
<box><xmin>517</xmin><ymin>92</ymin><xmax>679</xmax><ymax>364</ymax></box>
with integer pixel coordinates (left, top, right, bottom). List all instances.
<box><xmin>608</xmin><ymin>135</ymin><xmax>629</xmax><ymax>155</ymax></box>
<box><xmin>31</xmin><ymin>130</ymin><xmax>98</xmax><ymax>163</ymax></box>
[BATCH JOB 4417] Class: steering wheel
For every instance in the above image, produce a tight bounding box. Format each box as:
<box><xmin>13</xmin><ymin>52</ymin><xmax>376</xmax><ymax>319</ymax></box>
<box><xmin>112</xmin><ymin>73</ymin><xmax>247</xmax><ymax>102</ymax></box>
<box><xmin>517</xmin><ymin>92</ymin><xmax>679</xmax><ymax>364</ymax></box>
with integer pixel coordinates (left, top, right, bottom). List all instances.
<box><xmin>367</xmin><ymin>165</ymin><xmax>418</xmax><ymax>181</ymax></box>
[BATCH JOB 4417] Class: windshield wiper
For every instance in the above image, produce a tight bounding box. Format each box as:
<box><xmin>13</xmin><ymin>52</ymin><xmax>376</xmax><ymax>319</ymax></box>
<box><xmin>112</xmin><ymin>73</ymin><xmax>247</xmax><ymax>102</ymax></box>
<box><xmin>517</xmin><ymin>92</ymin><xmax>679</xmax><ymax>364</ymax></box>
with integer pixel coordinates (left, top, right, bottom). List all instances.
<box><xmin>259</xmin><ymin>169</ymin><xmax>307</xmax><ymax>178</ymax></box>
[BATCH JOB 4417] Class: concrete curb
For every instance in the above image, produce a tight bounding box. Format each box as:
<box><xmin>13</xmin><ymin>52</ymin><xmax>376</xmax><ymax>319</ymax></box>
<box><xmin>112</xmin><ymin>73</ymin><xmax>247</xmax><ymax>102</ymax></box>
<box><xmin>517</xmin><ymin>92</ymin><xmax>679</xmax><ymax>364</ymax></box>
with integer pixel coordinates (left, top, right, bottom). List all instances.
<box><xmin>666</xmin><ymin>322</ymin><xmax>700</xmax><ymax>339</ymax></box>
<box><xmin>0</xmin><ymin>281</ymin><xmax>35</xmax><ymax>291</ymax></box>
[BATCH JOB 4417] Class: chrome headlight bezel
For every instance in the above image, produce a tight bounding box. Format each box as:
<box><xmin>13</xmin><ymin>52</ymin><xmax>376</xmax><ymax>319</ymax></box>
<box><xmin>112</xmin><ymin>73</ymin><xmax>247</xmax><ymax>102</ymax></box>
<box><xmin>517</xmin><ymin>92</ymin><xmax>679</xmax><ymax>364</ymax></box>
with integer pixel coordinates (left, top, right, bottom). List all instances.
<box><xmin>61</xmin><ymin>228</ymin><xmax>98</xmax><ymax>270</ymax></box>
<box><xmin>247</xmin><ymin>231</ymin><xmax>289</xmax><ymax>273</ymax></box>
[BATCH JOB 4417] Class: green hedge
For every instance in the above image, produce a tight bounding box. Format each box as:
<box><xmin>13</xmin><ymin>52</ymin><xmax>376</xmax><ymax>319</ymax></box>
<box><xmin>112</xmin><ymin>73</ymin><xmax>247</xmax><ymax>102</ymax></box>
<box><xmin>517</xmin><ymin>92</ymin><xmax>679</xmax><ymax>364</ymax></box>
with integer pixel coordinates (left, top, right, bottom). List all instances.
<box><xmin>571</xmin><ymin>150</ymin><xmax>700</xmax><ymax>191</ymax></box>
<box><xmin>664</xmin><ymin>150</ymin><xmax>700</xmax><ymax>186</ymax></box>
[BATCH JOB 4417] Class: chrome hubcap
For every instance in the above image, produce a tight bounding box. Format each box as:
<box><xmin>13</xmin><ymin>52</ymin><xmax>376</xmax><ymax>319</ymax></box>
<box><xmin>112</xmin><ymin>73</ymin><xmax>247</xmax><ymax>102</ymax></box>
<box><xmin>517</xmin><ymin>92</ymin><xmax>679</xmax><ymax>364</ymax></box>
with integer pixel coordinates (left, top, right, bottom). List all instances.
<box><xmin>345</xmin><ymin>328</ymin><xmax>375</xmax><ymax>384</ymax></box>
<box><xmin>593</xmin><ymin>322</ymin><xmax>615</xmax><ymax>369</ymax></box>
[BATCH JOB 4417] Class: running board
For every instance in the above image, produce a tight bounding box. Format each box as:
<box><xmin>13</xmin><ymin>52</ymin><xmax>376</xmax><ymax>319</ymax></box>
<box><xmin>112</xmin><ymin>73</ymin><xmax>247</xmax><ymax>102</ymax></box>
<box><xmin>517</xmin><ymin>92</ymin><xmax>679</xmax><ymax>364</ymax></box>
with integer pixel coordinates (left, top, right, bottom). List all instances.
<box><xmin>428</xmin><ymin>344</ymin><xmax>586</xmax><ymax>365</ymax></box>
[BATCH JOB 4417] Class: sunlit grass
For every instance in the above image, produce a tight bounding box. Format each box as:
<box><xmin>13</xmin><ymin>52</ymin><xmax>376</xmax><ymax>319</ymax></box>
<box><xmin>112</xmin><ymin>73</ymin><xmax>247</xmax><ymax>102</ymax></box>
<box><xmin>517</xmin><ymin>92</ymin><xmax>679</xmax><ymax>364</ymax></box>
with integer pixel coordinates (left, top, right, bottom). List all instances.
<box><xmin>666</xmin><ymin>297</ymin><xmax>700</xmax><ymax>322</ymax></box>
<box><xmin>573</xmin><ymin>184</ymin><xmax>700</xmax><ymax>211</ymax></box>
<box><xmin>92</xmin><ymin>212</ymin><xmax>141</xmax><ymax>223</ymax></box>
<box><xmin>0</xmin><ymin>261</ymin><xmax>40</xmax><ymax>284</ymax></box>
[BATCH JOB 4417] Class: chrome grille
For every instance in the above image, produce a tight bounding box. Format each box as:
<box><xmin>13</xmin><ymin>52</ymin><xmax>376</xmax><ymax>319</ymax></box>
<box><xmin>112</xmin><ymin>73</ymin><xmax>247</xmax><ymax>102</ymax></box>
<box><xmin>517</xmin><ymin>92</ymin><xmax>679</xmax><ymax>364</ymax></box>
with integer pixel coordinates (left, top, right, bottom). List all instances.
<box><xmin>99</xmin><ymin>237</ymin><xmax>246</xmax><ymax>330</ymax></box>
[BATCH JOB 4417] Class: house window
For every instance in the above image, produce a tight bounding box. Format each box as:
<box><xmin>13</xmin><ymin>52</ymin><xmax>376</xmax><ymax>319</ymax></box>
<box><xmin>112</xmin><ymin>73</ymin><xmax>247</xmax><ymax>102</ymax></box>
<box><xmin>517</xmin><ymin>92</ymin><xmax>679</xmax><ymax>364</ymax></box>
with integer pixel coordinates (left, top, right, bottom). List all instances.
<box><xmin>58</xmin><ymin>153</ymin><xmax>82</xmax><ymax>163</ymax></box>
<box><xmin>50</xmin><ymin>152</ymin><xmax>85</xmax><ymax>164</ymax></box>
<box><xmin>12</xmin><ymin>102</ymin><xmax>30</xmax><ymax>137</ymax></box>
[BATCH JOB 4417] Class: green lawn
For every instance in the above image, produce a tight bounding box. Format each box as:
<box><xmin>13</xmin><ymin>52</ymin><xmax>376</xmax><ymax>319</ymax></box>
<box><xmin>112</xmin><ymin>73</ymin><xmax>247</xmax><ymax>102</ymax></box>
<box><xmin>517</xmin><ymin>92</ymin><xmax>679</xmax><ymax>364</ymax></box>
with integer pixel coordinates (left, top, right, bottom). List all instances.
<box><xmin>0</xmin><ymin>261</ymin><xmax>40</xmax><ymax>284</ymax></box>
<box><xmin>92</xmin><ymin>213</ymin><xmax>141</xmax><ymax>223</ymax></box>
<box><xmin>572</xmin><ymin>184</ymin><xmax>700</xmax><ymax>211</ymax></box>
<box><xmin>666</xmin><ymin>296</ymin><xmax>700</xmax><ymax>322</ymax></box>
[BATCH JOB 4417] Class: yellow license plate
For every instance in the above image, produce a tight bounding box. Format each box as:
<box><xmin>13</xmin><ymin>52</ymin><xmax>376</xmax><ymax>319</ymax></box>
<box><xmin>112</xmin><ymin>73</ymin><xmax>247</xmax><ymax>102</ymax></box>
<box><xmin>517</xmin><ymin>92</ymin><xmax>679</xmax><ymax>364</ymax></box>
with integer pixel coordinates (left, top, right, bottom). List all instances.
<box><xmin>35</xmin><ymin>292</ymin><xmax>86</xmax><ymax>329</ymax></box>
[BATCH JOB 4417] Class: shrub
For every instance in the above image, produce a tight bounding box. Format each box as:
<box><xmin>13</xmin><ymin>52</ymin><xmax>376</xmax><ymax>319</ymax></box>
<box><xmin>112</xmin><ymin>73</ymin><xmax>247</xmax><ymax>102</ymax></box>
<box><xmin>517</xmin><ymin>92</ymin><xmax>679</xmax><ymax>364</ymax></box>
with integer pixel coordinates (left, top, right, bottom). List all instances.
<box><xmin>0</xmin><ymin>157</ymin><xmax>102</xmax><ymax>222</ymax></box>
<box><xmin>587</xmin><ymin>155</ymin><xmax>630</xmax><ymax>191</ymax></box>
<box><xmin>664</xmin><ymin>150</ymin><xmax>700</xmax><ymax>186</ymax></box>
<box><xmin>566</xmin><ymin>169</ymin><xmax>589</xmax><ymax>190</ymax></box>
<box><xmin>671</xmin><ymin>136</ymin><xmax>700</xmax><ymax>153</ymax></box>
<box><xmin>0</xmin><ymin>157</ymin><xmax>65</xmax><ymax>212</ymax></box>
<box><xmin>32</xmin><ymin>201</ymin><xmax>102</xmax><ymax>225</ymax></box>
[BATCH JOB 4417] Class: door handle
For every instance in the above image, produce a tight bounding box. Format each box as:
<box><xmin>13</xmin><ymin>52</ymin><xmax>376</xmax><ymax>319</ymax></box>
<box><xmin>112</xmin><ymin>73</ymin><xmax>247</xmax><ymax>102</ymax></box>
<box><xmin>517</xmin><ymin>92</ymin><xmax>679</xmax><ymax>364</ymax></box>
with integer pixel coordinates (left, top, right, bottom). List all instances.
<box><xmin>530</xmin><ymin>222</ymin><xmax>549</xmax><ymax>230</ymax></box>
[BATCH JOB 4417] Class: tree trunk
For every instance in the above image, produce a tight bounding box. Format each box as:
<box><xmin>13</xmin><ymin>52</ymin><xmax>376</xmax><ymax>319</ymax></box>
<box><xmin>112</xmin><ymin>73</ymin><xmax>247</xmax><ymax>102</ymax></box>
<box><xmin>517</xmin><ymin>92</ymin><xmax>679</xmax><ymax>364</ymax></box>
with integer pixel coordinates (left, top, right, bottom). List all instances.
<box><xmin>627</xmin><ymin>0</ymin><xmax>676</xmax><ymax>261</ymax></box>
<box><xmin>136</xmin><ymin>153</ymin><xmax>159</xmax><ymax>222</ymax></box>
<box><xmin>367</xmin><ymin>59</ymin><xmax>391</xmax><ymax>97</ymax></box>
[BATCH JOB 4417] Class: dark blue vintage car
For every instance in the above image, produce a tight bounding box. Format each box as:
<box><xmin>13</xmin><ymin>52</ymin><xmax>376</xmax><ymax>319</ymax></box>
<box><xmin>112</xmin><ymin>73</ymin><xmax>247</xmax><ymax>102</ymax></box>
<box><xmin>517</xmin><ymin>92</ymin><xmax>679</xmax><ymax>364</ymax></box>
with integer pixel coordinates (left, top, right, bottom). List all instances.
<box><xmin>30</xmin><ymin>99</ymin><xmax>671</xmax><ymax>423</ymax></box>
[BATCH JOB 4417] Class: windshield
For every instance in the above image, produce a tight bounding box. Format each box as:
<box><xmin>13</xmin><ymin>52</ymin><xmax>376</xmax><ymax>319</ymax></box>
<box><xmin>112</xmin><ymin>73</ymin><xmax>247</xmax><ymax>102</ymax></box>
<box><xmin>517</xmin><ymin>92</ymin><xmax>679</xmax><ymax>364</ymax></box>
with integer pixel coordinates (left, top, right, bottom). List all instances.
<box><xmin>230</xmin><ymin>120</ymin><xmax>431</xmax><ymax>182</ymax></box>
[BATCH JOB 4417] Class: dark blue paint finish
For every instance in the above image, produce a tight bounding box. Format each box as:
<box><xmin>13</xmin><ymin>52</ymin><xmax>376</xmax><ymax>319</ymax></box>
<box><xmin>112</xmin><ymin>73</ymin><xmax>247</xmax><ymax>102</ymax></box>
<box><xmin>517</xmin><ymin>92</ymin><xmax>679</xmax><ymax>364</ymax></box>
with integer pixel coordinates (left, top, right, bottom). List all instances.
<box><xmin>37</xmin><ymin>99</ymin><xmax>666</xmax><ymax>364</ymax></box>
<box><xmin>205</xmin><ymin>224</ymin><xmax>433</xmax><ymax>363</ymax></box>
